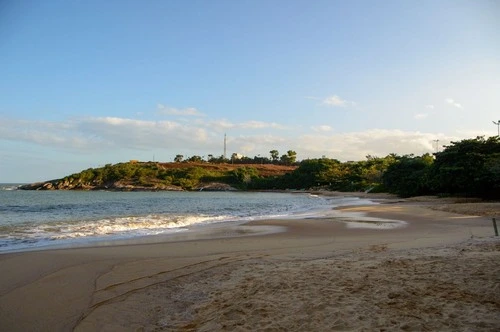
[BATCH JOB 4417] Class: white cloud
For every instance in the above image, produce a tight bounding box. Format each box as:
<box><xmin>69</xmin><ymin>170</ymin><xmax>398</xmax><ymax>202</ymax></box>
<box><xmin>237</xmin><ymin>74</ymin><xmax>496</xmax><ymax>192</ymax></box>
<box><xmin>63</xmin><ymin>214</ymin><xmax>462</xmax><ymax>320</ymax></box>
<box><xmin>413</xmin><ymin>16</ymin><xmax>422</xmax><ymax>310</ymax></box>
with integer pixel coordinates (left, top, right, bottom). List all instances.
<box><xmin>0</xmin><ymin>115</ymin><xmax>468</xmax><ymax>171</ymax></box>
<box><xmin>311</xmin><ymin>125</ymin><xmax>333</xmax><ymax>132</ymax></box>
<box><xmin>224</xmin><ymin>135</ymin><xmax>288</xmax><ymax>155</ymax></box>
<box><xmin>322</xmin><ymin>95</ymin><xmax>352</xmax><ymax>107</ymax></box>
<box><xmin>208</xmin><ymin>119</ymin><xmax>287</xmax><ymax>131</ymax></box>
<box><xmin>414</xmin><ymin>113</ymin><xmax>428</xmax><ymax>119</ymax></box>
<box><xmin>80</xmin><ymin>117</ymin><xmax>209</xmax><ymax>150</ymax></box>
<box><xmin>294</xmin><ymin>130</ymin><xmax>451</xmax><ymax>161</ymax></box>
<box><xmin>0</xmin><ymin>115</ymin><xmax>290</xmax><ymax>158</ymax></box>
<box><xmin>445</xmin><ymin>98</ymin><xmax>463</xmax><ymax>109</ymax></box>
<box><xmin>208</xmin><ymin>119</ymin><xmax>235</xmax><ymax>131</ymax></box>
<box><xmin>305</xmin><ymin>94</ymin><xmax>355</xmax><ymax>108</ymax></box>
<box><xmin>425</xmin><ymin>105</ymin><xmax>434</xmax><ymax>109</ymax></box>
<box><xmin>157</xmin><ymin>104</ymin><xmax>205</xmax><ymax>116</ymax></box>
<box><xmin>238</xmin><ymin>120</ymin><xmax>286</xmax><ymax>130</ymax></box>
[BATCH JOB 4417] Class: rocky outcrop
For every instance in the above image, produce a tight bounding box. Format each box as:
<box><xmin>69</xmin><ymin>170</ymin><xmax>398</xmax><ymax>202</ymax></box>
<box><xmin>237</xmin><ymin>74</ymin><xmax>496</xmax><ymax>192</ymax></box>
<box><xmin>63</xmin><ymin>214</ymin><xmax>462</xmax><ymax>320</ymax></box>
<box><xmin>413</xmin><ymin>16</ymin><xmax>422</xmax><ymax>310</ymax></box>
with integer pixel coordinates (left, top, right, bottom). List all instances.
<box><xmin>19</xmin><ymin>181</ymin><xmax>59</xmax><ymax>190</ymax></box>
<box><xmin>195</xmin><ymin>182</ymin><xmax>238</xmax><ymax>191</ymax></box>
<box><xmin>108</xmin><ymin>182</ymin><xmax>184</xmax><ymax>191</ymax></box>
<box><xmin>19</xmin><ymin>180</ymin><xmax>184</xmax><ymax>191</ymax></box>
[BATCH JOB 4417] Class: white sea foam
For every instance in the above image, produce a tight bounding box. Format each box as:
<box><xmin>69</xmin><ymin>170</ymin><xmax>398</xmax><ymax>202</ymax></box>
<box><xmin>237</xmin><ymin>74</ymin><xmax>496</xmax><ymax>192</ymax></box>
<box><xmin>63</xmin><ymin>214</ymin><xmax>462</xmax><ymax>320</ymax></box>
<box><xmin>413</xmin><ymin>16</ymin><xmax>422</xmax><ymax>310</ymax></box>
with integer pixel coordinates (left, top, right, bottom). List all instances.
<box><xmin>0</xmin><ymin>191</ymin><xmax>377</xmax><ymax>252</ymax></box>
<box><xmin>16</xmin><ymin>214</ymin><xmax>236</xmax><ymax>242</ymax></box>
<box><xmin>0</xmin><ymin>184</ymin><xmax>21</xmax><ymax>191</ymax></box>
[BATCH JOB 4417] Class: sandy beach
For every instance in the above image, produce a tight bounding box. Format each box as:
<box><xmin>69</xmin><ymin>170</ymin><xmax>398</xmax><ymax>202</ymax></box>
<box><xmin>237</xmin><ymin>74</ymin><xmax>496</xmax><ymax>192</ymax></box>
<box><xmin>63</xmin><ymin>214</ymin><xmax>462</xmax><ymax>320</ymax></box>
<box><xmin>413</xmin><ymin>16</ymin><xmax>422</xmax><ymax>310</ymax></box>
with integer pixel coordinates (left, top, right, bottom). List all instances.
<box><xmin>1</xmin><ymin>197</ymin><xmax>499</xmax><ymax>331</ymax></box>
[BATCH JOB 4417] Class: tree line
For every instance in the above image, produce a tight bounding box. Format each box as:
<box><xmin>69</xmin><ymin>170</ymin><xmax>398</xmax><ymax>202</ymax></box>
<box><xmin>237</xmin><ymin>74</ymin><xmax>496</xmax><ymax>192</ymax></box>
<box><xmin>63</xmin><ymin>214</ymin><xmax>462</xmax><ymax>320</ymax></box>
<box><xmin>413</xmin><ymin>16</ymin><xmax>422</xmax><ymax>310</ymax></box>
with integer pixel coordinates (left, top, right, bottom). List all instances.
<box><xmin>233</xmin><ymin>136</ymin><xmax>499</xmax><ymax>199</ymax></box>
<box><xmin>382</xmin><ymin>136</ymin><xmax>500</xmax><ymax>198</ymax></box>
<box><xmin>45</xmin><ymin>136</ymin><xmax>500</xmax><ymax>198</ymax></box>
<box><xmin>174</xmin><ymin>150</ymin><xmax>298</xmax><ymax>165</ymax></box>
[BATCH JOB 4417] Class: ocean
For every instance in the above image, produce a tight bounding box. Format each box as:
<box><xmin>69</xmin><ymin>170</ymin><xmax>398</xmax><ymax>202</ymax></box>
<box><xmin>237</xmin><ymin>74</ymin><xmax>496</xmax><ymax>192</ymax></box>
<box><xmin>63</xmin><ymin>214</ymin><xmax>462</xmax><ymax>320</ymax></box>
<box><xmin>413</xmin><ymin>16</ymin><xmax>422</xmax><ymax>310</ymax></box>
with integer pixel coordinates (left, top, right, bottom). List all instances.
<box><xmin>0</xmin><ymin>185</ymin><xmax>377</xmax><ymax>253</ymax></box>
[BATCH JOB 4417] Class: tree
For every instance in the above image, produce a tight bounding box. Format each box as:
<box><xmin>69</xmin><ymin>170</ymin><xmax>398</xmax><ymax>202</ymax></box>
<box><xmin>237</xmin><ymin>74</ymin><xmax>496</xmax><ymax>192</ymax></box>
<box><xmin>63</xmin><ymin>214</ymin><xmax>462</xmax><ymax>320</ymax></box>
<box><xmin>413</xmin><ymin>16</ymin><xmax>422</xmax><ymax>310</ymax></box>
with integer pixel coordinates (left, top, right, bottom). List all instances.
<box><xmin>290</xmin><ymin>158</ymin><xmax>341</xmax><ymax>188</ymax></box>
<box><xmin>253</xmin><ymin>155</ymin><xmax>268</xmax><ymax>164</ymax></box>
<box><xmin>287</xmin><ymin>150</ymin><xmax>297</xmax><ymax>164</ymax></box>
<box><xmin>280</xmin><ymin>150</ymin><xmax>297</xmax><ymax>165</ymax></box>
<box><xmin>270</xmin><ymin>150</ymin><xmax>279</xmax><ymax>163</ymax></box>
<box><xmin>430</xmin><ymin>136</ymin><xmax>500</xmax><ymax>198</ymax></box>
<box><xmin>382</xmin><ymin>154</ymin><xmax>433</xmax><ymax>197</ymax></box>
<box><xmin>231</xmin><ymin>167</ymin><xmax>259</xmax><ymax>187</ymax></box>
<box><xmin>231</xmin><ymin>152</ymin><xmax>239</xmax><ymax>163</ymax></box>
<box><xmin>174</xmin><ymin>154</ymin><xmax>183</xmax><ymax>162</ymax></box>
<box><xmin>188</xmin><ymin>155</ymin><xmax>203</xmax><ymax>163</ymax></box>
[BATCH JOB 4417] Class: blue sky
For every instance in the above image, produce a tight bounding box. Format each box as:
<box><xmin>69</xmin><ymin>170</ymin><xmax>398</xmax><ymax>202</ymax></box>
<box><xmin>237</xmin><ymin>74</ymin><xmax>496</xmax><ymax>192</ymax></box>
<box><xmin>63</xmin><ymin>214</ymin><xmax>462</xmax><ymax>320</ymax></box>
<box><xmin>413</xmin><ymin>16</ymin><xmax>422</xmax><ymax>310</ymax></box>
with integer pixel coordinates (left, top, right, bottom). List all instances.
<box><xmin>1</xmin><ymin>0</ymin><xmax>499</xmax><ymax>182</ymax></box>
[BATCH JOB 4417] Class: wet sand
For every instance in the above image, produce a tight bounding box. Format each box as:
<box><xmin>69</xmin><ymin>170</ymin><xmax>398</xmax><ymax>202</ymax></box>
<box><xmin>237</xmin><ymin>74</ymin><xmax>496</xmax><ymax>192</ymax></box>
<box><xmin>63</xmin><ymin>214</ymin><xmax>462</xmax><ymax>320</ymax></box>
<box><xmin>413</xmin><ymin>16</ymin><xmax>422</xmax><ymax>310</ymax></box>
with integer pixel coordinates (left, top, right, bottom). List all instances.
<box><xmin>0</xmin><ymin>199</ymin><xmax>499</xmax><ymax>331</ymax></box>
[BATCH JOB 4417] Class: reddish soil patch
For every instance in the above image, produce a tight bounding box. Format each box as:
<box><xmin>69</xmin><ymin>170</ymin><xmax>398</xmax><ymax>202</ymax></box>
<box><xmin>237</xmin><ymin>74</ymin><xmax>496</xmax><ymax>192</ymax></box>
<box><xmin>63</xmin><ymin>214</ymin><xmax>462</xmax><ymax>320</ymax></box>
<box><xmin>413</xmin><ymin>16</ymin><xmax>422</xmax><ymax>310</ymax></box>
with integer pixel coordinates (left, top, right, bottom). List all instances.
<box><xmin>157</xmin><ymin>162</ymin><xmax>297</xmax><ymax>177</ymax></box>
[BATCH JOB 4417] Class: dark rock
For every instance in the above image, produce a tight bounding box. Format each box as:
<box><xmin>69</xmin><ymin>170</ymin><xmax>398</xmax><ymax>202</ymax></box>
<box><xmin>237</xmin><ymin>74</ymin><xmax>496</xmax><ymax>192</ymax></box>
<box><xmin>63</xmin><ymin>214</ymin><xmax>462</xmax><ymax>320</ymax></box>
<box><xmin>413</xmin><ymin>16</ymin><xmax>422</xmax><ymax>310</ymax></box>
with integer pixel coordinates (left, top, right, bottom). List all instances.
<box><xmin>195</xmin><ymin>182</ymin><xmax>238</xmax><ymax>191</ymax></box>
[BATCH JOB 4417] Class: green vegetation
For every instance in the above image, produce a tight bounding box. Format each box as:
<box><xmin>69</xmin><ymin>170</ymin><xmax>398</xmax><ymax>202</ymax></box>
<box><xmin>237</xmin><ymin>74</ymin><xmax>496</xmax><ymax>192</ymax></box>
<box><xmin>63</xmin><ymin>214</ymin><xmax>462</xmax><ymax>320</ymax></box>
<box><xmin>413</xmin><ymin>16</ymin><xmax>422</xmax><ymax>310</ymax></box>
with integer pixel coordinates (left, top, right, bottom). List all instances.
<box><xmin>251</xmin><ymin>155</ymin><xmax>396</xmax><ymax>192</ymax></box>
<box><xmin>21</xmin><ymin>161</ymin><xmax>279</xmax><ymax>191</ymax></box>
<box><xmin>382</xmin><ymin>136</ymin><xmax>500</xmax><ymax>198</ymax></box>
<box><xmin>21</xmin><ymin>137</ymin><xmax>500</xmax><ymax>198</ymax></box>
<box><xmin>63</xmin><ymin>162</ymin><xmax>234</xmax><ymax>190</ymax></box>
<box><xmin>430</xmin><ymin>136</ymin><xmax>500</xmax><ymax>198</ymax></box>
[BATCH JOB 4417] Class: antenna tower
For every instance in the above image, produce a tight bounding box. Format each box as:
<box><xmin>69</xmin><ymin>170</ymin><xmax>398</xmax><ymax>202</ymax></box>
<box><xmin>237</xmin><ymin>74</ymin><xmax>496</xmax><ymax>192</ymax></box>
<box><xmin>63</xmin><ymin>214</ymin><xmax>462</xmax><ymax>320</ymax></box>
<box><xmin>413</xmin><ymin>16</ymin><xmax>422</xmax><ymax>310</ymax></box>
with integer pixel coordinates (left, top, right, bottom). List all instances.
<box><xmin>433</xmin><ymin>139</ymin><xmax>440</xmax><ymax>153</ymax></box>
<box><xmin>493</xmin><ymin>120</ymin><xmax>500</xmax><ymax>137</ymax></box>
<box><xmin>224</xmin><ymin>133</ymin><xmax>227</xmax><ymax>160</ymax></box>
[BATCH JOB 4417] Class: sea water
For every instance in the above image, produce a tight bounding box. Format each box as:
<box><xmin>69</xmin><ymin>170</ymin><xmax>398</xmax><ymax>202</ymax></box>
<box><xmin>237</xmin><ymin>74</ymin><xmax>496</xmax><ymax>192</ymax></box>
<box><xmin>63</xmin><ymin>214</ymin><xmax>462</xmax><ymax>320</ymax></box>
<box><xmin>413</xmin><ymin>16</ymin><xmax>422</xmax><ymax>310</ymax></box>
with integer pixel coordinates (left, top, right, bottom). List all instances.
<box><xmin>0</xmin><ymin>185</ymin><xmax>389</xmax><ymax>253</ymax></box>
<box><xmin>0</xmin><ymin>185</ymin><xmax>378</xmax><ymax>253</ymax></box>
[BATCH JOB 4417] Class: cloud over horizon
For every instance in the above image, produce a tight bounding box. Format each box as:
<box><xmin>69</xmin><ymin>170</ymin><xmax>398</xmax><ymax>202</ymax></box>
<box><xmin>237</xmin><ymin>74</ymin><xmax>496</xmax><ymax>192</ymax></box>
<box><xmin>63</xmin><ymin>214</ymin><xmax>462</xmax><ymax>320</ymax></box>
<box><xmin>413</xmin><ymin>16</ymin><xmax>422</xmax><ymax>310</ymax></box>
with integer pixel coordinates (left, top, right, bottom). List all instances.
<box><xmin>0</xmin><ymin>115</ymin><xmax>459</xmax><ymax>164</ymax></box>
<box><xmin>4</xmin><ymin>110</ymin><xmax>493</xmax><ymax>183</ymax></box>
<box><xmin>311</xmin><ymin>125</ymin><xmax>333</xmax><ymax>132</ymax></box>
<box><xmin>414</xmin><ymin>113</ymin><xmax>428</xmax><ymax>119</ymax></box>
<box><xmin>445</xmin><ymin>98</ymin><xmax>463</xmax><ymax>109</ymax></box>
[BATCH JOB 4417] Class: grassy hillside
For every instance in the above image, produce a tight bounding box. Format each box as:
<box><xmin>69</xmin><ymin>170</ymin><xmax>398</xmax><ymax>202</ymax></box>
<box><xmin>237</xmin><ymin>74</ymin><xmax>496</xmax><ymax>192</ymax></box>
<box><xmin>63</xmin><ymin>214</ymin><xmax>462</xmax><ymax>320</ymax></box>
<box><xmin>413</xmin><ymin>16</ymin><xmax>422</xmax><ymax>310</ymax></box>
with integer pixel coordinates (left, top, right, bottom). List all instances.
<box><xmin>20</xmin><ymin>161</ymin><xmax>297</xmax><ymax>191</ymax></box>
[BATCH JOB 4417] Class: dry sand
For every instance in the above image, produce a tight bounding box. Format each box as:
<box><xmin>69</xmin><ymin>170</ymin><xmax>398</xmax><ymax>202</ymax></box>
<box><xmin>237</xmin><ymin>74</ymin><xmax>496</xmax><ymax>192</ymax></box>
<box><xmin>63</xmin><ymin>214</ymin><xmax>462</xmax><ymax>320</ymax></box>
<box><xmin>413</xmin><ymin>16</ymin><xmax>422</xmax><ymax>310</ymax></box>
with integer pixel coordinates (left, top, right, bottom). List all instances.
<box><xmin>0</xmin><ymin>197</ymin><xmax>499</xmax><ymax>331</ymax></box>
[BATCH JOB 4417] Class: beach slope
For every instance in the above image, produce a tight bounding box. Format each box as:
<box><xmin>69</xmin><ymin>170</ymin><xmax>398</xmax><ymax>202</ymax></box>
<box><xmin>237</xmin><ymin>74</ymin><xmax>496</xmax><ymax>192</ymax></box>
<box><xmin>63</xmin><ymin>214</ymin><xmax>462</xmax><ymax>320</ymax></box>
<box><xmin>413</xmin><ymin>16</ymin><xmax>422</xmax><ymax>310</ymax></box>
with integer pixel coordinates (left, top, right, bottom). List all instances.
<box><xmin>0</xmin><ymin>200</ymin><xmax>499</xmax><ymax>331</ymax></box>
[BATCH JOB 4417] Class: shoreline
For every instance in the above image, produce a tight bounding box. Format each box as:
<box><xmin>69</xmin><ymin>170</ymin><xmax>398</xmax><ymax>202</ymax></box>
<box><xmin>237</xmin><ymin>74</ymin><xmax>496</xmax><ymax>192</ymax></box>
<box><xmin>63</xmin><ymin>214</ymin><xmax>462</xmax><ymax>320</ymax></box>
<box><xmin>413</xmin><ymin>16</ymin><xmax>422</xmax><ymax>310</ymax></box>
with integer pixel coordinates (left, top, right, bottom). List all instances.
<box><xmin>0</xmin><ymin>191</ymin><xmax>387</xmax><ymax>255</ymax></box>
<box><xmin>1</xmin><ymin>196</ymin><xmax>499</xmax><ymax>331</ymax></box>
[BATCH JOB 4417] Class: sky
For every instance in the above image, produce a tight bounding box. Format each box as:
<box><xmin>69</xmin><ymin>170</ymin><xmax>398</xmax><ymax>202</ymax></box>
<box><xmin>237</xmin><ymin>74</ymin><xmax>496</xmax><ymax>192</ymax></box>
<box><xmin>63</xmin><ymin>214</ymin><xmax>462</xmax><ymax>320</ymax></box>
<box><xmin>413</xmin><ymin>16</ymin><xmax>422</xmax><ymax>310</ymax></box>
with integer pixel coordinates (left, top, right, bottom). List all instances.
<box><xmin>1</xmin><ymin>0</ymin><xmax>499</xmax><ymax>182</ymax></box>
